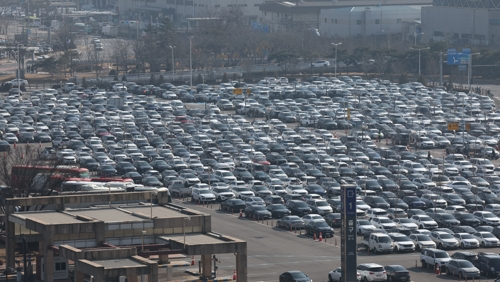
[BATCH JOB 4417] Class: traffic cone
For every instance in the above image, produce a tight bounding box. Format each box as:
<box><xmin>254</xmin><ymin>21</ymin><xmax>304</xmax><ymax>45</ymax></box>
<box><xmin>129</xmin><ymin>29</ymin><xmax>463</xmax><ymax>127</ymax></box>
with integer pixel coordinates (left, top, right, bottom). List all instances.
<box><xmin>39</xmin><ymin>141</ymin><xmax>41</xmax><ymax>148</ymax></box>
<box><xmin>239</xmin><ymin>209</ymin><xmax>242</xmax><ymax>217</ymax></box>
<box><xmin>313</xmin><ymin>233</ymin><xmax>317</xmax><ymax>241</ymax></box>
<box><xmin>191</xmin><ymin>256</ymin><xmax>195</xmax><ymax>265</ymax></box>
<box><xmin>13</xmin><ymin>142</ymin><xmax>16</xmax><ymax>149</ymax></box>
<box><xmin>319</xmin><ymin>232</ymin><xmax>323</xmax><ymax>242</ymax></box>
<box><xmin>233</xmin><ymin>269</ymin><xmax>237</xmax><ymax>280</ymax></box>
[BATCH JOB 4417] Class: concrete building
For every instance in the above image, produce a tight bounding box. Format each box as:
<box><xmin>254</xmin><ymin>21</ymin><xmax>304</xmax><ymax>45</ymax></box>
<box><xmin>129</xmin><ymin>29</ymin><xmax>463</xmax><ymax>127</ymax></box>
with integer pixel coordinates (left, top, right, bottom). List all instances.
<box><xmin>4</xmin><ymin>192</ymin><xmax>247</xmax><ymax>282</ymax></box>
<box><xmin>421</xmin><ymin>0</ymin><xmax>500</xmax><ymax>45</ymax></box>
<box><xmin>259</xmin><ymin>0</ymin><xmax>432</xmax><ymax>32</ymax></box>
<box><xmin>116</xmin><ymin>0</ymin><xmax>266</xmax><ymax>24</ymax></box>
<box><xmin>319</xmin><ymin>6</ymin><xmax>423</xmax><ymax>38</ymax></box>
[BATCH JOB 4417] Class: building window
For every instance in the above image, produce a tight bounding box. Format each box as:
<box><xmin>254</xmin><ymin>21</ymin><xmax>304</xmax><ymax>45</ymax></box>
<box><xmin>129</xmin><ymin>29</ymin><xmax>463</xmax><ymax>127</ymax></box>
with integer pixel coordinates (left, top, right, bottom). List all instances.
<box><xmin>397</xmin><ymin>19</ymin><xmax>401</xmax><ymax>23</ymax></box>
<box><xmin>462</xmin><ymin>33</ymin><xmax>471</xmax><ymax>39</ymax></box>
<box><xmin>55</xmin><ymin>263</ymin><xmax>66</xmax><ymax>271</ymax></box>
<box><xmin>331</xmin><ymin>19</ymin><xmax>337</xmax><ymax>24</ymax></box>
<box><xmin>453</xmin><ymin>33</ymin><xmax>459</xmax><ymax>38</ymax></box>
<box><xmin>357</xmin><ymin>20</ymin><xmax>362</xmax><ymax>25</ymax></box>
<box><xmin>375</xmin><ymin>19</ymin><xmax>380</xmax><ymax>24</ymax></box>
<box><xmin>475</xmin><ymin>34</ymin><xmax>486</xmax><ymax>40</ymax></box>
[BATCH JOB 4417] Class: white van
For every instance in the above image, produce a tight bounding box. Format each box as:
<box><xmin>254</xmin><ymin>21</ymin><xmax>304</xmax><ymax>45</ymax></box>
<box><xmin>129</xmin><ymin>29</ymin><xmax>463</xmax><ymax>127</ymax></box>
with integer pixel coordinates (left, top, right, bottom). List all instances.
<box><xmin>361</xmin><ymin>233</ymin><xmax>394</xmax><ymax>253</ymax></box>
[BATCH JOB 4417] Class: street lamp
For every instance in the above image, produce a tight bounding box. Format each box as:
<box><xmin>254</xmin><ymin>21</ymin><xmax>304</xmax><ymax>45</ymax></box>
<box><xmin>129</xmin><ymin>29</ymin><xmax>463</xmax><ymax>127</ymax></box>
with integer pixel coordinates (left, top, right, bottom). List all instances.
<box><xmin>188</xmin><ymin>36</ymin><xmax>194</xmax><ymax>88</ymax></box>
<box><xmin>468</xmin><ymin>52</ymin><xmax>480</xmax><ymax>91</ymax></box>
<box><xmin>414</xmin><ymin>32</ymin><xmax>424</xmax><ymax>46</ymax></box>
<box><xmin>410</xmin><ymin>47</ymin><xmax>430</xmax><ymax>76</ymax></box>
<box><xmin>17</xmin><ymin>44</ymin><xmax>21</xmax><ymax>94</ymax></box>
<box><xmin>169</xmin><ymin>45</ymin><xmax>175</xmax><ymax>82</ymax></box>
<box><xmin>331</xmin><ymin>42</ymin><xmax>341</xmax><ymax>77</ymax></box>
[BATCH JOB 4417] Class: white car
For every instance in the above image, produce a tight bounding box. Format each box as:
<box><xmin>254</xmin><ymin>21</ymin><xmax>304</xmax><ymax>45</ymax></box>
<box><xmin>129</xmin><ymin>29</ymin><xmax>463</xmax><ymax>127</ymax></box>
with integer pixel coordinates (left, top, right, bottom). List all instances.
<box><xmin>453</xmin><ymin>233</ymin><xmax>479</xmax><ymax>249</ymax></box>
<box><xmin>365</xmin><ymin>208</ymin><xmax>388</xmax><ymax>219</ymax></box>
<box><xmin>473</xmin><ymin>211</ymin><xmax>500</xmax><ymax>226</ymax></box>
<box><xmin>357</xmin><ymin>263</ymin><xmax>387</xmax><ymax>282</ymax></box>
<box><xmin>328</xmin><ymin>267</ymin><xmax>361</xmax><ymax>282</ymax></box>
<box><xmin>230</xmin><ymin>187</ymin><xmax>255</xmax><ymax>200</ymax></box>
<box><xmin>392</xmin><ymin>218</ymin><xmax>418</xmax><ymax>230</ymax></box>
<box><xmin>429</xmin><ymin>231</ymin><xmax>459</xmax><ymax>250</ymax></box>
<box><xmin>3</xmin><ymin>133</ymin><xmax>18</xmax><ymax>143</ymax></box>
<box><xmin>444</xmin><ymin>205</ymin><xmax>467</xmax><ymax>214</ymax></box>
<box><xmin>357</xmin><ymin>220</ymin><xmax>377</xmax><ymax>235</ymax></box>
<box><xmin>410</xmin><ymin>215</ymin><xmax>438</xmax><ymax>229</ymax></box>
<box><xmin>286</xmin><ymin>185</ymin><xmax>308</xmax><ymax>195</ymax></box>
<box><xmin>370</xmin><ymin>217</ymin><xmax>397</xmax><ymax>230</ymax></box>
<box><xmin>473</xmin><ymin>231</ymin><xmax>500</xmax><ymax>247</ymax></box>
<box><xmin>388</xmin><ymin>233</ymin><xmax>415</xmax><ymax>252</ymax></box>
<box><xmin>191</xmin><ymin>188</ymin><xmax>216</xmax><ymax>202</ymax></box>
<box><xmin>210</xmin><ymin>187</ymin><xmax>235</xmax><ymax>202</ymax></box>
<box><xmin>302</xmin><ymin>214</ymin><xmax>324</xmax><ymax>225</ymax></box>
<box><xmin>409</xmin><ymin>234</ymin><xmax>437</xmax><ymax>251</ymax></box>
<box><xmin>311</xmin><ymin>60</ymin><xmax>330</xmax><ymax>67</ymax></box>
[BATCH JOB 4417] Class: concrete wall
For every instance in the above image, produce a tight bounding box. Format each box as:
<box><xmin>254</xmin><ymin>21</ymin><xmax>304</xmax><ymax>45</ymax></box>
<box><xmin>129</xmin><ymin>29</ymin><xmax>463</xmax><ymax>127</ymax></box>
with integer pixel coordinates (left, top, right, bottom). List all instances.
<box><xmin>261</xmin><ymin>10</ymin><xmax>318</xmax><ymax>32</ymax></box>
<box><xmin>421</xmin><ymin>6</ymin><xmax>489</xmax><ymax>44</ymax></box>
<box><xmin>320</xmin><ymin>6</ymin><xmax>422</xmax><ymax>38</ymax></box>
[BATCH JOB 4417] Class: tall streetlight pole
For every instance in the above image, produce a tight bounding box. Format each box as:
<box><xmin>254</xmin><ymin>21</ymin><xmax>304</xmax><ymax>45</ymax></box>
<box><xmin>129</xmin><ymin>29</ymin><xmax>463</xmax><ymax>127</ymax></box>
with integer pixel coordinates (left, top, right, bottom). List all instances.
<box><xmin>188</xmin><ymin>36</ymin><xmax>194</xmax><ymax>88</ymax></box>
<box><xmin>410</xmin><ymin>47</ymin><xmax>429</xmax><ymax>76</ymax></box>
<box><xmin>169</xmin><ymin>45</ymin><xmax>175</xmax><ymax>82</ymax></box>
<box><xmin>331</xmin><ymin>42</ymin><xmax>341</xmax><ymax>77</ymax></box>
<box><xmin>468</xmin><ymin>52</ymin><xmax>480</xmax><ymax>91</ymax></box>
<box><xmin>17</xmin><ymin>44</ymin><xmax>21</xmax><ymax>94</ymax></box>
<box><xmin>414</xmin><ymin>32</ymin><xmax>424</xmax><ymax>46</ymax></box>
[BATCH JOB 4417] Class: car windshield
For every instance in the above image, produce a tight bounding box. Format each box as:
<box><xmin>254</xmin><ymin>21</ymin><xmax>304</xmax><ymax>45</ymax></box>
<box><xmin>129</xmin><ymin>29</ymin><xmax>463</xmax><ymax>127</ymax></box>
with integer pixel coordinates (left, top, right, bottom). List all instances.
<box><xmin>253</xmin><ymin>206</ymin><xmax>266</xmax><ymax>210</ymax></box>
<box><xmin>435</xmin><ymin>252</ymin><xmax>450</xmax><ymax>258</ymax></box>
<box><xmin>440</xmin><ymin>234</ymin><xmax>453</xmax><ymax>239</ymax></box>
<box><xmin>484</xmin><ymin>213</ymin><xmax>496</xmax><ymax>218</ymax></box>
<box><xmin>483</xmin><ymin>233</ymin><xmax>495</xmax><ymax>238</ymax></box>
<box><xmin>317</xmin><ymin>201</ymin><xmax>329</xmax><ymax>207</ymax></box>
<box><xmin>416</xmin><ymin>235</ymin><xmax>431</xmax><ymax>241</ymax></box>
<box><xmin>399</xmin><ymin>219</ymin><xmax>412</xmax><ymax>223</ymax></box>
<box><xmin>461</xmin><ymin>234</ymin><xmax>474</xmax><ymax>239</ymax></box>
<box><xmin>420</xmin><ymin>216</ymin><xmax>432</xmax><ymax>221</ymax></box>
<box><xmin>316</xmin><ymin>221</ymin><xmax>329</xmax><ymax>227</ymax></box>
<box><xmin>380</xmin><ymin>218</ymin><xmax>393</xmax><ymax>223</ymax></box>
<box><xmin>290</xmin><ymin>272</ymin><xmax>308</xmax><ymax>279</ymax></box>
<box><xmin>393</xmin><ymin>236</ymin><xmax>411</xmax><ymax>242</ymax></box>
<box><xmin>458</xmin><ymin>261</ymin><xmax>474</xmax><ymax>268</ymax></box>
<box><xmin>359</xmin><ymin>220</ymin><xmax>371</xmax><ymax>225</ymax></box>
<box><xmin>378</xmin><ymin>236</ymin><xmax>391</xmax><ymax>243</ymax></box>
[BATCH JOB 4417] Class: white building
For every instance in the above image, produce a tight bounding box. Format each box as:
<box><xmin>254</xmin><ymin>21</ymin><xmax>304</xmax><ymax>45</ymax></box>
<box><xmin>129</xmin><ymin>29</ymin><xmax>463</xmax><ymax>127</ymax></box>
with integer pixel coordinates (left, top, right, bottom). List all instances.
<box><xmin>320</xmin><ymin>5</ymin><xmax>423</xmax><ymax>38</ymax></box>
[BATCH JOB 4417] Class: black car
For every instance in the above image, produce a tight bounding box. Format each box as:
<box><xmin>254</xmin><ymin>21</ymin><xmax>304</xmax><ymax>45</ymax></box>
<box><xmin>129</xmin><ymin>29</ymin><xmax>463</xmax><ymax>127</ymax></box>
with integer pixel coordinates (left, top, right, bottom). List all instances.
<box><xmin>324</xmin><ymin>213</ymin><xmax>342</xmax><ymax>227</ymax></box>
<box><xmin>451</xmin><ymin>251</ymin><xmax>478</xmax><ymax>263</ymax></box>
<box><xmin>116</xmin><ymin>162</ymin><xmax>137</xmax><ymax>174</ymax></box>
<box><xmin>433</xmin><ymin>213</ymin><xmax>460</xmax><ymax>228</ymax></box>
<box><xmin>134</xmin><ymin>161</ymin><xmax>153</xmax><ymax>173</ymax></box>
<box><xmin>266</xmin><ymin>204</ymin><xmax>291</xmax><ymax>218</ymax></box>
<box><xmin>18</xmin><ymin>132</ymin><xmax>34</xmax><ymax>143</ymax></box>
<box><xmin>0</xmin><ymin>140</ymin><xmax>10</xmax><ymax>152</ymax></box>
<box><xmin>402</xmin><ymin>196</ymin><xmax>426</xmax><ymax>209</ymax></box>
<box><xmin>279</xmin><ymin>270</ymin><xmax>311</xmax><ymax>282</ymax></box>
<box><xmin>305</xmin><ymin>220</ymin><xmax>334</xmax><ymax>238</ymax></box>
<box><xmin>384</xmin><ymin>265</ymin><xmax>410</xmax><ymax>282</ymax></box>
<box><xmin>364</xmin><ymin>196</ymin><xmax>390</xmax><ymax>209</ymax></box>
<box><xmin>97</xmin><ymin>165</ymin><xmax>117</xmax><ymax>176</ymax></box>
<box><xmin>124</xmin><ymin>171</ymin><xmax>142</xmax><ymax>183</ymax></box>
<box><xmin>455</xmin><ymin>212</ymin><xmax>481</xmax><ymax>227</ymax></box>
<box><xmin>33</xmin><ymin>133</ymin><xmax>52</xmax><ymax>142</ymax></box>
<box><xmin>452</xmin><ymin>226</ymin><xmax>477</xmax><ymax>234</ymax></box>
<box><xmin>264</xmin><ymin>195</ymin><xmax>284</xmax><ymax>206</ymax></box>
<box><xmin>286</xmin><ymin>200</ymin><xmax>312</xmax><ymax>216</ymax></box>
<box><xmin>244</xmin><ymin>205</ymin><xmax>272</xmax><ymax>220</ymax></box>
<box><xmin>386</xmin><ymin>198</ymin><xmax>409</xmax><ymax>210</ymax></box>
<box><xmin>221</xmin><ymin>199</ymin><xmax>246</xmax><ymax>213</ymax></box>
<box><xmin>150</xmin><ymin>160</ymin><xmax>170</xmax><ymax>172</ymax></box>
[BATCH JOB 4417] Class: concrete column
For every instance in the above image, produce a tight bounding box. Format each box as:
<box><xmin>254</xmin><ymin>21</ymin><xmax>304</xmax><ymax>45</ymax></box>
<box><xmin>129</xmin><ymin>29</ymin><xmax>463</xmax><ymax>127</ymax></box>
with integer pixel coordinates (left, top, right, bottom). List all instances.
<box><xmin>149</xmin><ymin>262</ymin><xmax>158</xmax><ymax>282</ymax></box>
<box><xmin>158</xmin><ymin>254</ymin><xmax>169</xmax><ymax>264</ymax></box>
<box><xmin>44</xmin><ymin>249</ymin><xmax>54</xmax><ymax>282</ymax></box>
<box><xmin>236</xmin><ymin>242</ymin><xmax>248</xmax><ymax>282</ymax></box>
<box><xmin>95</xmin><ymin>221</ymin><xmax>105</xmax><ymax>245</ymax></box>
<box><xmin>5</xmin><ymin>221</ymin><xmax>15</xmax><ymax>268</ymax></box>
<box><xmin>126</xmin><ymin>275</ymin><xmax>138</xmax><ymax>282</ymax></box>
<box><xmin>201</xmin><ymin>254</ymin><xmax>212</xmax><ymax>278</ymax></box>
<box><xmin>74</xmin><ymin>270</ymin><xmax>85</xmax><ymax>282</ymax></box>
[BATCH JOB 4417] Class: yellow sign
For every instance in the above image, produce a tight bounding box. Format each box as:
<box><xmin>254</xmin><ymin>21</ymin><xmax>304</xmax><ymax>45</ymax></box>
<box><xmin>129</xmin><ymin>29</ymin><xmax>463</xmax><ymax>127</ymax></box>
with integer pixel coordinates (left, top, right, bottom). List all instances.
<box><xmin>465</xmin><ymin>123</ymin><xmax>471</xmax><ymax>131</ymax></box>
<box><xmin>246</xmin><ymin>88</ymin><xmax>251</xmax><ymax>94</ymax></box>
<box><xmin>447</xmin><ymin>123</ymin><xmax>459</xmax><ymax>131</ymax></box>
<box><xmin>233</xmin><ymin>88</ymin><xmax>243</xmax><ymax>95</ymax></box>
<box><xmin>347</xmin><ymin>108</ymin><xmax>351</xmax><ymax>121</ymax></box>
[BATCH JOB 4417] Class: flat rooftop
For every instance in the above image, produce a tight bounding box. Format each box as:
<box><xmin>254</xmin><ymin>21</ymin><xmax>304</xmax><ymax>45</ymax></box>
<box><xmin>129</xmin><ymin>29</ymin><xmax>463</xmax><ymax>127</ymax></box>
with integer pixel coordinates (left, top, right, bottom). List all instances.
<box><xmin>124</xmin><ymin>206</ymin><xmax>190</xmax><ymax>218</ymax></box>
<box><xmin>162</xmin><ymin>234</ymin><xmax>230</xmax><ymax>245</ymax></box>
<box><xmin>69</xmin><ymin>208</ymin><xmax>145</xmax><ymax>222</ymax></box>
<box><xmin>92</xmin><ymin>258</ymin><xmax>147</xmax><ymax>270</ymax></box>
<box><xmin>13</xmin><ymin>211</ymin><xmax>85</xmax><ymax>224</ymax></box>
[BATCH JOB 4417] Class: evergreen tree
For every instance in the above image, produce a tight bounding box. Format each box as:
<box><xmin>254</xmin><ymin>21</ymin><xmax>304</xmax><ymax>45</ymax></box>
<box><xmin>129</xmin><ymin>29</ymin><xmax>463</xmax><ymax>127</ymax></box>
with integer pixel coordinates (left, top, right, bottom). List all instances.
<box><xmin>222</xmin><ymin>72</ymin><xmax>229</xmax><ymax>83</ymax></box>
<box><xmin>149</xmin><ymin>74</ymin><xmax>157</xmax><ymax>85</ymax></box>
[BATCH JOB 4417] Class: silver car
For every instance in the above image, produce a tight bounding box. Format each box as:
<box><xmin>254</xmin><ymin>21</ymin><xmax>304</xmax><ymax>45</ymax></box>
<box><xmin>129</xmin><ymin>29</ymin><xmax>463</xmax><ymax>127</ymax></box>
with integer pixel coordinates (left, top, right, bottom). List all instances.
<box><xmin>445</xmin><ymin>259</ymin><xmax>480</xmax><ymax>279</ymax></box>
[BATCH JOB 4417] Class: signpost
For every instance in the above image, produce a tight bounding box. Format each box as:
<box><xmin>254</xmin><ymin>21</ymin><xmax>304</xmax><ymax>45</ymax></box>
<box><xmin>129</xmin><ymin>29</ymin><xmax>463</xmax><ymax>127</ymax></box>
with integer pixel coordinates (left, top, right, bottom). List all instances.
<box><xmin>447</xmin><ymin>48</ymin><xmax>470</xmax><ymax>65</ymax></box>
<box><xmin>347</xmin><ymin>108</ymin><xmax>351</xmax><ymax>121</ymax></box>
<box><xmin>340</xmin><ymin>185</ymin><xmax>357</xmax><ymax>282</ymax></box>
<box><xmin>447</xmin><ymin>122</ymin><xmax>459</xmax><ymax>131</ymax></box>
<box><xmin>233</xmin><ymin>88</ymin><xmax>243</xmax><ymax>95</ymax></box>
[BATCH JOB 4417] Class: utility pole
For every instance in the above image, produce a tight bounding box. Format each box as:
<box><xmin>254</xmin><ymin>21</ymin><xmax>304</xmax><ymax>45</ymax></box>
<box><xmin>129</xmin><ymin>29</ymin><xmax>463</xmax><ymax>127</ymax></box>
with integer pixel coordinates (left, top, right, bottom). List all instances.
<box><xmin>169</xmin><ymin>45</ymin><xmax>175</xmax><ymax>82</ymax></box>
<box><xmin>332</xmin><ymin>42</ymin><xmax>341</xmax><ymax>77</ymax></box>
<box><xmin>189</xmin><ymin>36</ymin><xmax>193</xmax><ymax>88</ymax></box>
<box><xmin>439</xmin><ymin>52</ymin><xmax>443</xmax><ymax>86</ymax></box>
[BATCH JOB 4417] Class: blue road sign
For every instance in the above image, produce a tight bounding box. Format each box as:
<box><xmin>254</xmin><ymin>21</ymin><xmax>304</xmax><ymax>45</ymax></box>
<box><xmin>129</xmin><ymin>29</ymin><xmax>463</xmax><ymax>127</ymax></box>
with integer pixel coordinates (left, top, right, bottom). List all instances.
<box><xmin>345</xmin><ymin>186</ymin><xmax>356</xmax><ymax>217</ymax></box>
<box><xmin>448</xmin><ymin>48</ymin><xmax>471</xmax><ymax>65</ymax></box>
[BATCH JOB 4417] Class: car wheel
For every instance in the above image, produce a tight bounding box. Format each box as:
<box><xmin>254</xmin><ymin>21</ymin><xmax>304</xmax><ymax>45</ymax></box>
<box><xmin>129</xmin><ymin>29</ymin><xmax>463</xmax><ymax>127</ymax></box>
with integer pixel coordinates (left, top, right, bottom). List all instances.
<box><xmin>416</xmin><ymin>244</ymin><xmax>421</xmax><ymax>251</ymax></box>
<box><xmin>481</xmin><ymin>241</ymin><xmax>485</xmax><ymax>248</ymax></box>
<box><xmin>363</xmin><ymin>277</ymin><xmax>368</xmax><ymax>282</ymax></box>
<box><xmin>446</xmin><ymin>268</ymin><xmax>450</xmax><ymax>276</ymax></box>
<box><xmin>388</xmin><ymin>276</ymin><xmax>393</xmax><ymax>282</ymax></box>
<box><xmin>438</xmin><ymin>243</ymin><xmax>443</xmax><ymax>249</ymax></box>
<box><xmin>459</xmin><ymin>272</ymin><xmax>464</xmax><ymax>280</ymax></box>
<box><xmin>328</xmin><ymin>274</ymin><xmax>334</xmax><ymax>282</ymax></box>
<box><xmin>461</xmin><ymin>243</ymin><xmax>465</xmax><ymax>249</ymax></box>
<box><xmin>421</xmin><ymin>260</ymin><xmax>427</xmax><ymax>268</ymax></box>
<box><xmin>217</xmin><ymin>196</ymin><xmax>221</xmax><ymax>202</ymax></box>
<box><xmin>393</xmin><ymin>246</ymin><xmax>398</xmax><ymax>252</ymax></box>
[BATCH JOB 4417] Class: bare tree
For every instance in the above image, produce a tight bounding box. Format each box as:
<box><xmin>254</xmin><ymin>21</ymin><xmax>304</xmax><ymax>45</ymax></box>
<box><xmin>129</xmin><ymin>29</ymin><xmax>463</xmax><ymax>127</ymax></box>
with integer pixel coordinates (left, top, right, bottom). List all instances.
<box><xmin>90</xmin><ymin>48</ymin><xmax>104</xmax><ymax>79</ymax></box>
<box><xmin>0</xmin><ymin>145</ymin><xmax>66</xmax><ymax>210</ymax></box>
<box><xmin>111</xmin><ymin>40</ymin><xmax>131</xmax><ymax>74</ymax></box>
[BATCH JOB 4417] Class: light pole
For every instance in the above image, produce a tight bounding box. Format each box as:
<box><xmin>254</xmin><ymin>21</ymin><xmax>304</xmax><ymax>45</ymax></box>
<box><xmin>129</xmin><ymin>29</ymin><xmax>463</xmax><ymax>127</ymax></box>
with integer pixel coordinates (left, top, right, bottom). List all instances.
<box><xmin>414</xmin><ymin>32</ymin><xmax>424</xmax><ymax>46</ymax></box>
<box><xmin>331</xmin><ymin>42</ymin><xmax>341</xmax><ymax>77</ymax></box>
<box><xmin>468</xmin><ymin>52</ymin><xmax>480</xmax><ymax>91</ymax></box>
<box><xmin>17</xmin><ymin>44</ymin><xmax>21</xmax><ymax>94</ymax></box>
<box><xmin>188</xmin><ymin>36</ymin><xmax>194</xmax><ymax>88</ymax></box>
<box><xmin>410</xmin><ymin>47</ymin><xmax>429</xmax><ymax>76</ymax></box>
<box><xmin>169</xmin><ymin>45</ymin><xmax>175</xmax><ymax>82</ymax></box>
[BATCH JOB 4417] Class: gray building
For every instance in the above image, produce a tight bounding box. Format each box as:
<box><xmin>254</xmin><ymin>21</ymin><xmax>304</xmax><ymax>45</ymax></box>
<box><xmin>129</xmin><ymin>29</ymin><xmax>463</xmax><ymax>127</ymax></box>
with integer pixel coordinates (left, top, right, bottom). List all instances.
<box><xmin>320</xmin><ymin>5</ymin><xmax>423</xmax><ymax>38</ymax></box>
<box><xmin>421</xmin><ymin>0</ymin><xmax>500</xmax><ymax>45</ymax></box>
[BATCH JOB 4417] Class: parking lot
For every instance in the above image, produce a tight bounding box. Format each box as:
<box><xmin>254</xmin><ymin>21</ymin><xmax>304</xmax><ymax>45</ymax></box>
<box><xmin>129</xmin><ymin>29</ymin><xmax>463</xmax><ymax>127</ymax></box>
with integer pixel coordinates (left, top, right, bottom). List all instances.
<box><xmin>4</xmin><ymin>76</ymin><xmax>500</xmax><ymax>282</ymax></box>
